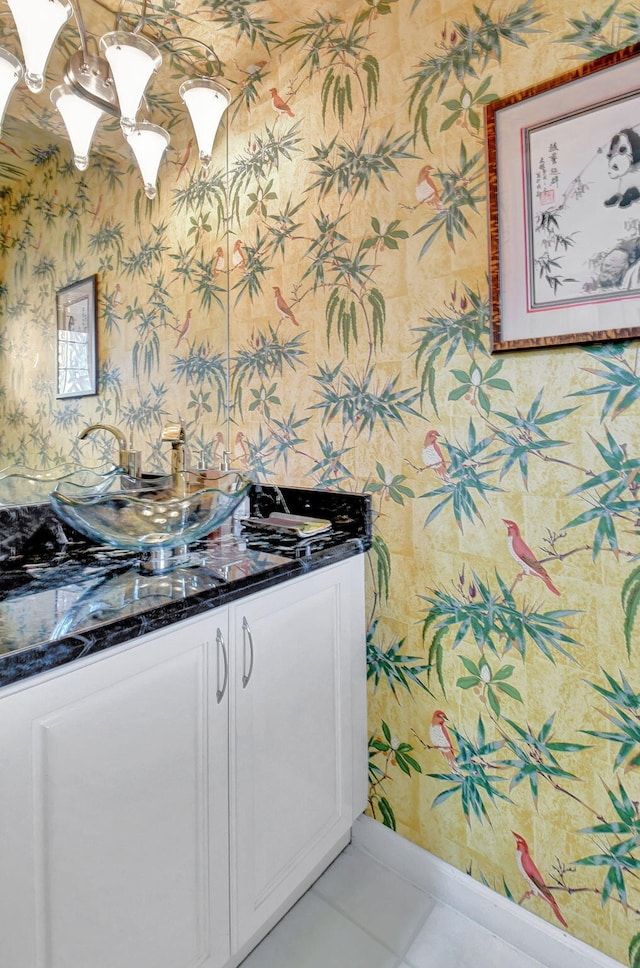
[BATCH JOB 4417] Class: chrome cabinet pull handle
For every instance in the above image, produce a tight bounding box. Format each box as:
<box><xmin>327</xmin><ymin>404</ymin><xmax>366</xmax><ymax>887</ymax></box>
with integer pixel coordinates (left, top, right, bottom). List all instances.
<box><xmin>242</xmin><ymin>616</ymin><xmax>254</xmax><ymax>688</ymax></box>
<box><xmin>216</xmin><ymin>627</ymin><xmax>228</xmax><ymax>703</ymax></box>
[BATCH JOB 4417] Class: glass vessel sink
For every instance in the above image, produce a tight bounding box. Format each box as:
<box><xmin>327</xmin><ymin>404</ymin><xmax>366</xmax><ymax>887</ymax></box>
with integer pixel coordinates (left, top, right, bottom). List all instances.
<box><xmin>49</xmin><ymin>470</ymin><xmax>251</xmax><ymax>553</ymax></box>
<box><xmin>0</xmin><ymin>462</ymin><xmax>117</xmax><ymax>505</ymax></box>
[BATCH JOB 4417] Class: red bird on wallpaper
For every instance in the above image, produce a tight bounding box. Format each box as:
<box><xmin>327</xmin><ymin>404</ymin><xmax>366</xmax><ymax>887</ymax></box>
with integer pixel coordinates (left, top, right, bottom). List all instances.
<box><xmin>415</xmin><ymin>164</ymin><xmax>444</xmax><ymax>209</ymax></box>
<box><xmin>502</xmin><ymin>519</ymin><xmax>560</xmax><ymax>596</ymax></box>
<box><xmin>273</xmin><ymin>286</ymin><xmax>299</xmax><ymax>326</ymax></box>
<box><xmin>213</xmin><ymin>246</ymin><xmax>225</xmax><ymax>278</ymax></box>
<box><xmin>174</xmin><ymin>308</ymin><xmax>193</xmax><ymax>348</ymax></box>
<box><xmin>422</xmin><ymin>429</ymin><xmax>452</xmax><ymax>483</ymax></box>
<box><xmin>512</xmin><ymin>832</ymin><xmax>568</xmax><ymax>928</ymax></box>
<box><xmin>270</xmin><ymin>87</ymin><xmax>295</xmax><ymax>118</ymax></box>
<box><xmin>175</xmin><ymin>138</ymin><xmax>193</xmax><ymax>180</ymax></box>
<box><xmin>429</xmin><ymin>710</ymin><xmax>459</xmax><ymax>773</ymax></box>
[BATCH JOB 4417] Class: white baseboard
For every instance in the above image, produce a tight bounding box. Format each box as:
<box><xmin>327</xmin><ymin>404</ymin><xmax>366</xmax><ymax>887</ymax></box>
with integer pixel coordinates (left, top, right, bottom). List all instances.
<box><xmin>352</xmin><ymin>814</ymin><xmax>624</xmax><ymax>968</ymax></box>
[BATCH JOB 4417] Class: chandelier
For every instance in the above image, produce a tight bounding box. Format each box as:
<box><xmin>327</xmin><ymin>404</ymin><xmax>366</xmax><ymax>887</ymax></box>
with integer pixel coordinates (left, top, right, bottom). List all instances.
<box><xmin>0</xmin><ymin>0</ymin><xmax>230</xmax><ymax>198</ymax></box>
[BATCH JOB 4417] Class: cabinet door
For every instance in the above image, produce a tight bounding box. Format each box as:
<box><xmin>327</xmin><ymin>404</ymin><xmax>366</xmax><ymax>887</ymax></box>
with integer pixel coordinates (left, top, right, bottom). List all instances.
<box><xmin>0</xmin><ymin>610</ymin><xmax>230</xmax><ymax>968</ymax></box>
<box><xmin>229</xmin><ymin>559</ymin><xmax>357</xmax><ymax>950</ymax></box>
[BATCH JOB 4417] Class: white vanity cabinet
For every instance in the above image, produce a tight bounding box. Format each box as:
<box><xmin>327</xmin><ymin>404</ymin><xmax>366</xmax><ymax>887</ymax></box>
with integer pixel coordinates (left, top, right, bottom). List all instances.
<box><xmin>0</xmin><ymin>555</ymin><xmax>365</xmax><ymax>968</ymax></box>
<box><xmin>229</xmin><ymin>555</ymin><xmax>365</xmax><ymax>959</ymax></box>
<box><xmin>0</xmin><ymin>608</ymin><xmax>232</xmax><ymax>968</ymax></box>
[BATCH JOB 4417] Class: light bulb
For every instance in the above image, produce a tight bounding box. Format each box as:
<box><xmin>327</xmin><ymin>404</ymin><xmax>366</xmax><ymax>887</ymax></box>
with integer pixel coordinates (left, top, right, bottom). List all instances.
<box><xmin>0</xmin><ymin>49</ymin><xmax>22</xmax><ymax>135</ymax></box>
<box><xmin>51</xmin><ymin>84</ymin><xmax>105</xmax><ymax>171</ymax></box>
<box><xmin>124</xmin><ymin>121</ymin><xmax>170</xmax><ymax>199</ymax></box>
<box><xmin>7</xmin><ymin>0</ymin><xmax>72</xmax><ymax>93</ymax></box>
<box><xmin>100</xmin><ymin>31</ymin><xmax>161</xmax><ymax>129</ymax></box>
<box><xmin>179</xmin><ymin>78</ymin><xmax>230</xmax><ymax>171</ymax></box>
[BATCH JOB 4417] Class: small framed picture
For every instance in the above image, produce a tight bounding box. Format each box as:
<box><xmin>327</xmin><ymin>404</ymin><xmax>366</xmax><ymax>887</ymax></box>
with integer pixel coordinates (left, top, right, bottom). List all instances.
<box><xmin>486</xmin><ymin>43</ymin><xmax>640</xmax><ymax>352</ymax></box>
<box><xmin>56</xmin><ymin>275</ymin><xmax>97</xmax><ymax>398</ymax></box>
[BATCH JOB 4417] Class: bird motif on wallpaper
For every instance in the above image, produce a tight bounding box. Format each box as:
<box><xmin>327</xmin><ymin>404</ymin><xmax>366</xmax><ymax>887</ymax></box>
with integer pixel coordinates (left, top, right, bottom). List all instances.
<box><xmin>235</xmin><ymin>431</ymin><xmax>250</xmax><ymax>466</ymax></box>
<box><xmin>174</xmin><ymin>308</ymin><xmax>193</xmax><ymax>348</ymax></box>
<box><xmin>512</xmin><ymin>832</ymin><xmax>567</xmax><ymax>927</ymax></box>
<box><xmin>0</xmin><ymin>139</ymin><xmax>19</xmax><ymax>158</ymax></box>
<box><xmin>415</xmin><ymin>164</ymin><xmax>444</xmax><ymax>209</ymax></box>
<box><xmin>90</xmin><ymin>194</ymin><xmax>103</xmax><ymax>226</ymax></box>
<box><xmin>211</xmin><ymin>431</ymin><xmax>225</xmax><ymax>464</ymax></box>
<box><xmin>174</xmin><ymin>138</ymin><xmax>194</xmax><ymax>181</ymax></box>
<box><xmin>235</xmin><ymin>58</ymin><xmax>268</xmax><ymax>87</ymax></box>
<box><xmin>429</xmin><ymin>710</ymin><xmax>460</xmax><ymax>773</ymax></box>
<box><xmin>270</xmin><ymin>87</ymin><xmax>295</xmax><ymax>118</ymax></box>
<box><xmin>502</xmin><ymin>519</ymin><xmax>560</xmax><ymax>596</ymax></box>
<box><xmin>112</xmin><ymin>282</ymin><xmax>123</xmax><ymax>307</ymax></box>
<box><xmin>232</xmin><ymin>239</ymin><xmax>246</xmax><ymax>271</ymax></box>
<box><xmin>273</xmin><ymin>286</ymin><xmax>299</xmax><ymax>326</ymax></box>
<box><xmin>213</xmin><ymin>247</ymin><xmax>225</xmax><ymax>278</ymax></box>
<box><xmin>421</xmin><ymin>429</ymin><xmax>452</xmax><ymax>483</ymax></box>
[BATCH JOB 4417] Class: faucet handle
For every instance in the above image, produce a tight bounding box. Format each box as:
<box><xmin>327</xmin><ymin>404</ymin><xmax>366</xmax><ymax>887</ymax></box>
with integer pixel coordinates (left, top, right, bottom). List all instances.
<box><xmin>161</xmin><ymin>422</ymin><xmax>185</xmax><ymax>443</ymax></box>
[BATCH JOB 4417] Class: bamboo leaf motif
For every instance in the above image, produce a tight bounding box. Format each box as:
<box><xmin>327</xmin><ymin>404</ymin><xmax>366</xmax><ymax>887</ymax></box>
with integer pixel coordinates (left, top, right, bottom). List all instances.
<box><xmin>557</xmin><ymin>3</ymin><xmax>635</xmax><ymax>58</ymax></box>
<box><xmin>170</xmin><ymin>341</ymin><xmax>227</xmax><ymax>419</ymax></box>
<box><xmin>367</xmin><ymin>288</ymin><xmax>385</xmax><ymax>350</ymax></box>
<box><xmin>172</xmin><ymin>168</ymin><xmax>227</xmax><ymax>232</ymax></box>
<box><xmin>309</xmin><ymin>361</ymin><xmax>421</xmax><ymax>438</ymax></box>
<box><xmin>421</xmin><ymin>420</ymin><xmax>502</xmax><ymax>531</ymax></box>
<box><xmin>575</xmin><ymin>781</ymin><xmax>640</xmax><ymax>905</ymax></box>
<box><xmin>307</xmin><ymin>130</ymin><xmax>415</xmax><ymax>200</ymax></box>
<box><xmin>564</xmin><ymin>430</ymin><xmax>640</xmax><ymax>560</ymax></box>
<box><xmin>326</xmin><ymin>288</ymin><xmax>358</xmax><ymax>354</ymax></box>
<box><xmin>362</xmin><ymin>54</ymin><xmax>380</xmax><ymax>108</ymax></box>
<box><xmin>369</xmin><ymin>534</ymin><xmax>391</xmax><ymax>602</ymax></box>
<box><xmin>407</xmin><ymin>1</ymin><xmax>546</xmax><ymax>144</ymax></box>
<box><xmin>369</xmin><ymin>721</ymin><xmax>422</xmax><ymax>827</ymax></box>
<box><xmin>582</xmin><ymin>670</ymin><xmax>640</xmax><ymax>771</ymax></box>
<box><xmin>429</xmin><ymin>716</ymin><xmax>510</xmax><ymax>825</ymax></box>
<box><xmin>500</xmin><ymin>715</ymin><xmax>588</xmax><ymax>806</ymax></box>
<box><xmin>413</xmin><ymin>284</ymin><xmax>490</xmax><ymax>412</ymax></box>
<box><xmin>308</xmin><ymin>433</ymin><xmax>354</xmax><ymax>486</ymax></box>
<box><xmin>622</xmin><ymin>565</ymin><xmax>640</xmax><ymax>657</ymax></box>
<box><xmin>415</xmin><ymin>145</ymin><xmax>485</xmax><ymax>258</ymax></box>
<box><xmin>231</xmin><ymin>326</ymin><xmax>307</xmax><ymax>418</ymax></box>
<box><xmin>420</xmin><ymin>570</ymin><xmax>582</xmax><ymax>665</ymax></box>
<box><xmin>200</xmin><ymin>0</ymin><xmax>282</xmax><ymax>49</ymax></box>
<box><xmin>570</xmin><ymin>347</ymin><xmax>640</xmax><ymax>420</ymax></box>
<box><xmin>367</xmin><ymin>621</ymin><xmax>432</xmax><ymax>697</ymax></box>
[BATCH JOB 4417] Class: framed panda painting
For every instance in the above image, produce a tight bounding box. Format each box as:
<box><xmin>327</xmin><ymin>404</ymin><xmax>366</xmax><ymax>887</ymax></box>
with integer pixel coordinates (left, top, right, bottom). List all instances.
<box><xmin>486</xmin><ymin>43</ymin><xmax>640</xmax><ymax>352</ymax></box>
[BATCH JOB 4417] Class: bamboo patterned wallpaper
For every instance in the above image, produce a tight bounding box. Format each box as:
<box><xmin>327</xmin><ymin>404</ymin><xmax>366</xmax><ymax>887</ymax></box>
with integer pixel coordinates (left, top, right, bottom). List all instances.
<box><xmin>1</xmin><ymin>1</ymin><xmax>640</xmax><ymax>963</ymax></box>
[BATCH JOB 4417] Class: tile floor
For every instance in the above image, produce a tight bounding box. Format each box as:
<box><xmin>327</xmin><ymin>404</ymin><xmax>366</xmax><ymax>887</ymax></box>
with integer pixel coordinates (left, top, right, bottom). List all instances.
<box><xmin>239</xmin><ymin>842</ymin><xmax>550</xmax><ymax>968</ymax></box>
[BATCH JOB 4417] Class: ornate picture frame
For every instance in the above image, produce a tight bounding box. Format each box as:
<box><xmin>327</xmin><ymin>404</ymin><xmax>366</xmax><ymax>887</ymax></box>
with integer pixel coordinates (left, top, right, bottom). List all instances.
<box><xmin>487</xmin><ymin>44</ymin><xmax>640</xmax><ymax>352</ymax></box>
<box><xmin>55</xmin><ymin>275</ymin><xmax>97</xmax><ymax>399</ymax></box>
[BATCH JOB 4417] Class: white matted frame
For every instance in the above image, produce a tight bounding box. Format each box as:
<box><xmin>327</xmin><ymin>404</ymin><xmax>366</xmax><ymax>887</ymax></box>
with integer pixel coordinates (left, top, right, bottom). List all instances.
<box><xmin>56</xmin><ymin>275</ymin><xmax>97</xmax><ymax>399</ymax></box>
<box><xmin>487</xmin><ymin>44</ymin><xmax>640</xmax><ymax>352</ymax></box>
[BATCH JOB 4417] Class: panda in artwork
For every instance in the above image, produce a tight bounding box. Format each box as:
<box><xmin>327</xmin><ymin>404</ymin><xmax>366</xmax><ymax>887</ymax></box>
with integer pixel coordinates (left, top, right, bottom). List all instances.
<box><xmin>605</xmin><ymin>127</ymin><xmax>640</xmax><ymax>208</ymax></box>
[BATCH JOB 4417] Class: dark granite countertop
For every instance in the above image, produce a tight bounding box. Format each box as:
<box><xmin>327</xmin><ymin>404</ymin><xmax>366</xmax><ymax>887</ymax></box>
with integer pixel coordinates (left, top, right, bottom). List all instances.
<box><xmin>0</xmin><ymin>485</ymin><xmax>371</xmax><ymax>689</ymax></box>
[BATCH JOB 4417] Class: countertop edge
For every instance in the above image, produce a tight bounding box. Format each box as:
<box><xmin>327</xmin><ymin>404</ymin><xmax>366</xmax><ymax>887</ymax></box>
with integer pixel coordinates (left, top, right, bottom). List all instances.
<box><xmin>0</xmin><ymin>538</ymin><xmax>369</xmax><ymax>690</ymax></box>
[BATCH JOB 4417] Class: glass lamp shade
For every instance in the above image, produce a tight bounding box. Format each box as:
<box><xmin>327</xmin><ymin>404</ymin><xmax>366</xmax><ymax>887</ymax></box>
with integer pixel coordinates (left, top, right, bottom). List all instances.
<box><xmin>7</xmin><ymin>0</ymin><xmax>72</xmax><ymax>93</ymax></box>
<box><xmin>124</xmin><ymin>121</ymin><xmax>170</xmax><ymax>199</ymax></box>
<box><xmin>0</xmin><ymin>50</ymin><xmax>23</xmax><ymax>135</ymax></box>
<box><xmin>51</xmin><ymin>85</ymin><xmax>105</xmax><ymax>171</ymax></box>
<box><xmin>179</xmin><ymin>78</ymin><xmax>230</xmax><ymax>171</ymax></box>
<box><xmin>100</xmin><ymin>31</ymin><xmax>161</xmax><ymax>129</ymax></box>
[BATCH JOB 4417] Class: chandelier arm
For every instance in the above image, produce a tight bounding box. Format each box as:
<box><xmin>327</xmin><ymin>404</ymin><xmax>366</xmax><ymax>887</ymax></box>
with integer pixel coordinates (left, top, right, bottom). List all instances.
<box><xmin>155</xmin><ymin>36</ymin><xmax>222</xmax><ymax>76</ymax></box>
<box><xmin>68</xmin><ymin>0</ymin><xmax>90</xmax><ymax>57</ymax></box>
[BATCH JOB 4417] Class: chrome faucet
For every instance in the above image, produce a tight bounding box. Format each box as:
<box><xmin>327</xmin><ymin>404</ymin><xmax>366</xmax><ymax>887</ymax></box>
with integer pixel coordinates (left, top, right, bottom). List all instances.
<box><xmin>161</xmin><ymin>421</ymin><xmax>186</xmax><ymax>493</ymax></box>
<box><xmin>79</xmin><ymin>423</ymin><xmax>140</xmax><ymax>477</ymax></box>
